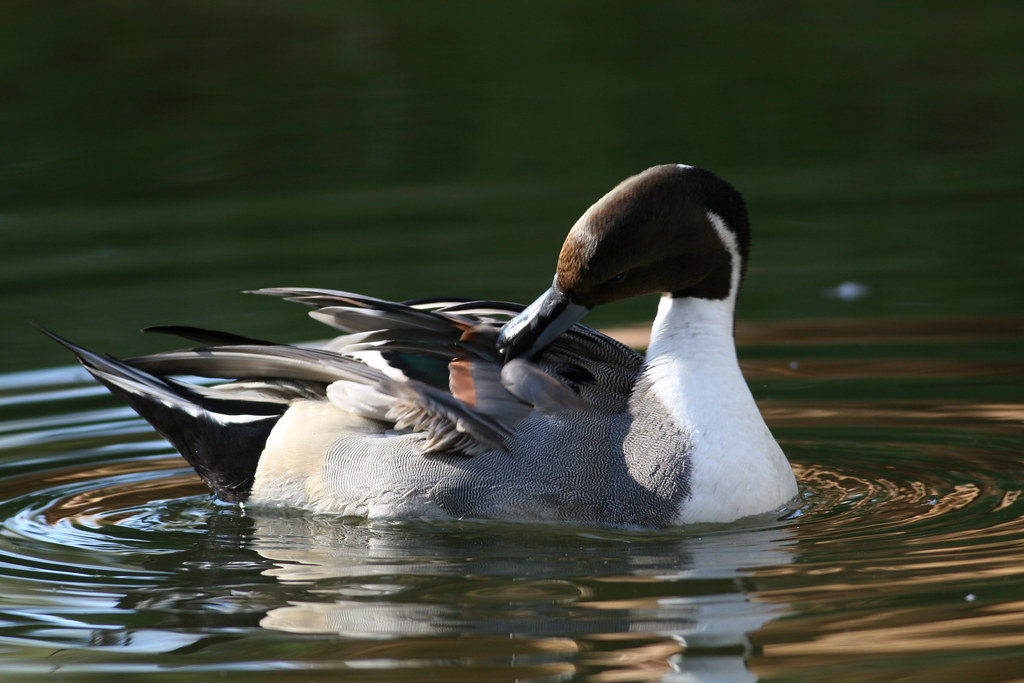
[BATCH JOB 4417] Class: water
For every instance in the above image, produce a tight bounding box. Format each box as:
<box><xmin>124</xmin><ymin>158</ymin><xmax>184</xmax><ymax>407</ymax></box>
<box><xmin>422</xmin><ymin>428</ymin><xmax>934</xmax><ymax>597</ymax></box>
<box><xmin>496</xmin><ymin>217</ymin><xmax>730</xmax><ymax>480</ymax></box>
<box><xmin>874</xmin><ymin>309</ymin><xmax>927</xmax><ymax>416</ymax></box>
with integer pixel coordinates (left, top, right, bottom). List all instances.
<box><xmin>1</xmin><ymin>317</ymin><xmax>1021</xmax><ymax>681</ymax></box>
<box><xmin>2</xmin><ymin>3</ymin><xmax>1023</xmax><ymax>681</ymax></box>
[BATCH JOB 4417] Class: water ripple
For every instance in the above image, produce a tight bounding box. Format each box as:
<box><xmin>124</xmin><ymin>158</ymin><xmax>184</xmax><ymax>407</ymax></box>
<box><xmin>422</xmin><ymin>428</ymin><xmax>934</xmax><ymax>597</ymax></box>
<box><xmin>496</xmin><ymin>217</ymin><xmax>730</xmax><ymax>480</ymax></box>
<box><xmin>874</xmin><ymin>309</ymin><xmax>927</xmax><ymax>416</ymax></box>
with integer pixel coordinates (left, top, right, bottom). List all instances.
<box><xmin>0</xmin><ymin>321</ymin><xmax>1022</xmax><ymax>680</ymax></box>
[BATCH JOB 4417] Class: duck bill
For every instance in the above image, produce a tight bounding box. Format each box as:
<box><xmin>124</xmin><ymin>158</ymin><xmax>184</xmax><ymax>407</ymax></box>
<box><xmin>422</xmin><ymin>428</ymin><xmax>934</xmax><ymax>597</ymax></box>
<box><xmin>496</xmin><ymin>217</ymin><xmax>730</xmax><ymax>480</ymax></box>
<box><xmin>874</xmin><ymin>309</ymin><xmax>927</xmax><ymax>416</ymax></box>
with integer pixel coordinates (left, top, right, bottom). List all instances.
<box><xmin>497</xmin><ymin>285</ymin><xmax>590</xmax><ymax>361</ymax></box>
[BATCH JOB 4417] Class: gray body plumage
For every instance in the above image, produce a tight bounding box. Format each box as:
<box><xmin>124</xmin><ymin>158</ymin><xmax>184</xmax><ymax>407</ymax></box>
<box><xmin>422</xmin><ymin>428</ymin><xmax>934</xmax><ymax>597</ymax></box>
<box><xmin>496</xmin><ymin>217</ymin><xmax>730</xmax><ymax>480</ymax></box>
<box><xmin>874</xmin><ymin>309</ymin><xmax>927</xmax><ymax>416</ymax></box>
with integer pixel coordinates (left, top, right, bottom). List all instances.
<box><xmin>226</xmin><ymin>289</ymin><xmax>696</xmax><ymax>527</ymax></box>
<box><xmin>312</xmin><ymin>375</ymin><xmax>690</xmax><ymax>527</ymax></box>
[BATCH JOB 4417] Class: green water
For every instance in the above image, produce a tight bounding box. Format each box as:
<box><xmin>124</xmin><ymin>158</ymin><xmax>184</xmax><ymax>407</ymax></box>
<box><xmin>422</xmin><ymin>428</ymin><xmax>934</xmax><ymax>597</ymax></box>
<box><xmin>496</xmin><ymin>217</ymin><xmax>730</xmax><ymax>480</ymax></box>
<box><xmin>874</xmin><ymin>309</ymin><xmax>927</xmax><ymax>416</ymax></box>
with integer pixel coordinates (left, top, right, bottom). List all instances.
<box><xmin>3</xmin><ymin>2</ymin><xmax>1021</xmax><ymax>369</ymax></box>
<box><xmin>1</xmin><ymin>2</ymin><xmax>1023</xmax><ymax>681</ymax></box>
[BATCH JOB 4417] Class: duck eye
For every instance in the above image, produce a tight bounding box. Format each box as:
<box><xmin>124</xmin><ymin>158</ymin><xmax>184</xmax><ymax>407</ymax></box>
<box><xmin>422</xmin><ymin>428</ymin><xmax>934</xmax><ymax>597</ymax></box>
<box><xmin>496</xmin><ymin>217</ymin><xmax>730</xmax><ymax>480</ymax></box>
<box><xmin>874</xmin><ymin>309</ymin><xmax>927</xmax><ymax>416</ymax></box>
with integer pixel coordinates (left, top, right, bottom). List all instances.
<box><xmin>608</xmin><ymin>272</ymin><xmax>627</xmax><ymax>284</ymax></box>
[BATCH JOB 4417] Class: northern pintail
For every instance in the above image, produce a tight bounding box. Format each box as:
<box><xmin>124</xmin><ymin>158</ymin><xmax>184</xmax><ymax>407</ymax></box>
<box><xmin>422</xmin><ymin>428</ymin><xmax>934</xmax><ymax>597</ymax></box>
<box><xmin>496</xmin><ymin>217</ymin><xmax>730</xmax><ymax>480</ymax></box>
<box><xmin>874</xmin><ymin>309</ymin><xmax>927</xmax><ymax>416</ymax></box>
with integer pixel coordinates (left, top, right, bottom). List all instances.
<box><xmin>45</xmin><ymin>164</ymin><xmax>797</xmax><ymax>527</ymax></box>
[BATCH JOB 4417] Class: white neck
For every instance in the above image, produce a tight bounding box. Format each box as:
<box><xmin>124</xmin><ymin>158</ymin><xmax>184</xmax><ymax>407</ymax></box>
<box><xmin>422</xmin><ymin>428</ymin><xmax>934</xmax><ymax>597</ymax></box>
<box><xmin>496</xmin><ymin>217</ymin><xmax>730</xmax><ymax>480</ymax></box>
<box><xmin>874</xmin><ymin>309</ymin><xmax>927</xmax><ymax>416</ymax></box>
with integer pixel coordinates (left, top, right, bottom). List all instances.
<box><xmin>641</xmin><ymin>294</ymin><xmax>797</xmax><ymax>524</ymax></box>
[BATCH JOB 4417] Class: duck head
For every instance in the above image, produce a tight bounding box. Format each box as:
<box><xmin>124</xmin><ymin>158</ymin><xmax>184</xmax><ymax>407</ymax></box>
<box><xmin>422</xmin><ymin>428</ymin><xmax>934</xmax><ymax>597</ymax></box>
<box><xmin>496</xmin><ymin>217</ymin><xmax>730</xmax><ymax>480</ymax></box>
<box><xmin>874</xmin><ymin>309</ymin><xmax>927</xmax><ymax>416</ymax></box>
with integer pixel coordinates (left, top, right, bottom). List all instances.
<box><xmin>497</xmin><ymin>164</ymin><xmax>751</xmax><ymax>361</ymax></box>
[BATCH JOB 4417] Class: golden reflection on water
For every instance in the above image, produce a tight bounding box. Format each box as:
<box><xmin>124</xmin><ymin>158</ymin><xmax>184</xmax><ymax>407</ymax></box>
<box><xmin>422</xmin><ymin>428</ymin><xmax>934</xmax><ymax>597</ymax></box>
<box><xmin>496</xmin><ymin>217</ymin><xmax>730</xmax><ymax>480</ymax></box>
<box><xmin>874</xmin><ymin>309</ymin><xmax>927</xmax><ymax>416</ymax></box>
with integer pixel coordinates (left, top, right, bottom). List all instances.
<box><xmin>763</xmin><ymin>401</ymin><xmax>1023</xmax><ymax>433</ymax></box>
<box><xmin>744</xmin><ymin>358</ymin><xmax>1024</xmax><ymax>380</ymax></box>
<box><xmin>750</xmin><ymin>540</ymin><xmax>1024</xmax><ymax>680</ymax></box>
<box><xmin>261</xmin><ymin>605</ymin><xmax>682</xmax><ymax>681</ymax></box>
<box><xmin>45</xmin><ymin>474</ymin><xmax>205</xmax><ymax>526</ymax></box>
<box><xmin>755</xmin><ymin>550</ymin><xmax>1024</xmax><ymax>602</ymax></box>
<box><xmin>242</xmin><ymin>636</ymin><xmax>581</xmax><ymax>682</ymax></box>
<box><xmin>755</xmin><ymin>599</ymin><xmax>1024</xmax><ymax>656</ymax></box>
<box><xmin>604</xmin><ymin>315</ymin><xmax>1024</xmax><ymax>350</ymax></box>
<box><xmin>19</xmin><ymin>456</ymin><xmax>206</xmax><ymax>525</ymax></box>
<box><xmin>751</xmin><ymin>612</ymin><xmax>1024</xmax><ymax>683</ymax></box>
<box><xmin>579</xmin><ymin>635</ymin><xmax>683</xmax><ymax>683</ymax></box>
<box><xmin>996</xmin><ymin>490</ymin><xmax>1020</xmax><ymax>511</ymax></box>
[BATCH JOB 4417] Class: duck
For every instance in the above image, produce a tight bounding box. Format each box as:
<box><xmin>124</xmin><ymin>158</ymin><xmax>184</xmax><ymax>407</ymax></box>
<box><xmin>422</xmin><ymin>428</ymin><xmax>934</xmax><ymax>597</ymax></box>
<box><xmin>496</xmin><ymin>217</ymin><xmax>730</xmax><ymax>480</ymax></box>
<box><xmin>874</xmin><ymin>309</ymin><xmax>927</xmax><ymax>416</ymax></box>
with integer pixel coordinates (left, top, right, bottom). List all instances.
<box><xmin>44</xmin><ymin>164</ymin><xmax>798</xmax><ymax>528</ymax></box>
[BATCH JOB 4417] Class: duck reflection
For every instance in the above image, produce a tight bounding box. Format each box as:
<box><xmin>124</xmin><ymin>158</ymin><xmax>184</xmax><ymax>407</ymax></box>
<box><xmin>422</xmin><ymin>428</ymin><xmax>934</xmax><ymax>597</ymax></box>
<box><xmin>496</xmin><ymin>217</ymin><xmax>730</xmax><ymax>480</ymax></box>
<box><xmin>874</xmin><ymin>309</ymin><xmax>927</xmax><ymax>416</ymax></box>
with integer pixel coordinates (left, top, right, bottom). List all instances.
<box><xmin>248</xmin><ymin>511</ymin><xmax>796</xmax><ymax>679</ymax></box>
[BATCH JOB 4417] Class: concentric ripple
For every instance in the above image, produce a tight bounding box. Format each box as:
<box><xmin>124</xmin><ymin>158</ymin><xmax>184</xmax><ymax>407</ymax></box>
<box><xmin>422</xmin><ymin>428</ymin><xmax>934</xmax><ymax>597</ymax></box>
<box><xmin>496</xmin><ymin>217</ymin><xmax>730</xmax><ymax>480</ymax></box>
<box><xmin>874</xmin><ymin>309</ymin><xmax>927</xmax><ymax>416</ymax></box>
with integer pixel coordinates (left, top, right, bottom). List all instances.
<box><xmin>1</xmin><ymin>319</ymin><xmax>1022</xmax><ymax>680</ymax></box>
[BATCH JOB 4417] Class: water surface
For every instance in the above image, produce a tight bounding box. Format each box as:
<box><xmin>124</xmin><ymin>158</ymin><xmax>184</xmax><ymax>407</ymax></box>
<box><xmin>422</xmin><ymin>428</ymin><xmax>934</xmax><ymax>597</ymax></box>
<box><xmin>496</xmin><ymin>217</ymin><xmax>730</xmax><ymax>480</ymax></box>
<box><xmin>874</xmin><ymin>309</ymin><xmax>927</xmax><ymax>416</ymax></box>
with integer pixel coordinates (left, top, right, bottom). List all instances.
<box><xmin>2</xmin><ymin>316</ymin><xmax>1021</xmax><ymax>681</ymax></box>
<box><xmin>2</xmin><ymin>3</ymin><xmax>1023</xmax><ymax>680</ymax></box>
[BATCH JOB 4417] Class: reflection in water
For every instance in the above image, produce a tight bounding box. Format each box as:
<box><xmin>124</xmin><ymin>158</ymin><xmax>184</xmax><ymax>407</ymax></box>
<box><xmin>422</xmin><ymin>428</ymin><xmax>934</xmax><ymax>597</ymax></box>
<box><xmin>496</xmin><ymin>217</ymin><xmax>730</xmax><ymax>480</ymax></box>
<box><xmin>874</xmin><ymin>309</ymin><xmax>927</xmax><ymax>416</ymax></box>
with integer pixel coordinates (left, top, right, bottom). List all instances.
<box><xmin>605</xmin><ymin>315</ymin><xmax>1024</xmax><ymax>351</ymax></box>
<box><xmin>764</xmin><ymin>402</ymin><xmax>1024</xmax><ymax>432</ymax></box>
<box><xmin>250</xmin><ymin>513</ymin><xmax>795</xmax><ymax>680</ymax></box>
<box><xmin>0</xmin><ymin>314</ymin><xmax>1021</xmax><ymax>680</ymax></box>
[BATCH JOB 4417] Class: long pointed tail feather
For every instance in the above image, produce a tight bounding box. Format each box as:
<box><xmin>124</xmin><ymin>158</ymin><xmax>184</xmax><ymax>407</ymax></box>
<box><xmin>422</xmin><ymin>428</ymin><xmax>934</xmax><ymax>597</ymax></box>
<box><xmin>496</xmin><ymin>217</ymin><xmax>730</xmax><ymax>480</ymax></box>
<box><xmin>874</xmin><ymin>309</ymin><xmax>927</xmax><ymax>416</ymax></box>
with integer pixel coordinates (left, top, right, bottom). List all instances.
<box><xmin>38</xmin><ymin>327</ymin><xmax>283</xmax><ymax>502</ymax></box>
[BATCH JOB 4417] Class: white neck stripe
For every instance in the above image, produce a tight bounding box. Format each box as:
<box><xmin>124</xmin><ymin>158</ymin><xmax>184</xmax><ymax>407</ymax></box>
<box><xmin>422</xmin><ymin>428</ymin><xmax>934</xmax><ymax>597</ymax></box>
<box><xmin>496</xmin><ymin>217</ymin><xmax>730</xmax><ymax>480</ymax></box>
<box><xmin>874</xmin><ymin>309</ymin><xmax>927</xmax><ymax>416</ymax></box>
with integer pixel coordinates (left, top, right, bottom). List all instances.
<box><xmin>706</xmin><ymin>210</ymin><xmax>742</xmax><ymax>302</ymax></box>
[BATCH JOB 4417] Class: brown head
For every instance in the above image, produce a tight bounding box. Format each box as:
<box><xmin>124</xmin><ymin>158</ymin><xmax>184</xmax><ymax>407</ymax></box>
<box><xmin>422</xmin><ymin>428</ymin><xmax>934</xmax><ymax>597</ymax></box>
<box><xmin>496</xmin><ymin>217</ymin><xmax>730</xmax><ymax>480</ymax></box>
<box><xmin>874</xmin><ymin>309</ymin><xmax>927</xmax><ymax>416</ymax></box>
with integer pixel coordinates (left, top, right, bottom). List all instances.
<box><xmin>497</xmin><ymin>164</ymin><xmax>752</xmax><ymax>361</ymax></box>
<box><xmin>556</xmin><ymin>164</ymin><xmax>749</xmax><ymax>306</ymax></box>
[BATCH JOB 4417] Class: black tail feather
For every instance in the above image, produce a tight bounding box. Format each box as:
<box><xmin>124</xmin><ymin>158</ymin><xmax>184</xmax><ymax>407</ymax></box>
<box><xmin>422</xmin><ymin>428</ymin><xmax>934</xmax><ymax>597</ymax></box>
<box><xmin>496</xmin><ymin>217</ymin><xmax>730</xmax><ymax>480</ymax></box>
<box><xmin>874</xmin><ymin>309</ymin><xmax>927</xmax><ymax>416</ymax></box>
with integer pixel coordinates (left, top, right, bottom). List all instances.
<box><xmin>38</xmin><ymin>327</ymin><xmax>283</xmax><ymax>502</ymax></box>
<box><xmin>143</xmin><ymin>325</ymin><xmax>277</xmax><ymax>347</ymax></box>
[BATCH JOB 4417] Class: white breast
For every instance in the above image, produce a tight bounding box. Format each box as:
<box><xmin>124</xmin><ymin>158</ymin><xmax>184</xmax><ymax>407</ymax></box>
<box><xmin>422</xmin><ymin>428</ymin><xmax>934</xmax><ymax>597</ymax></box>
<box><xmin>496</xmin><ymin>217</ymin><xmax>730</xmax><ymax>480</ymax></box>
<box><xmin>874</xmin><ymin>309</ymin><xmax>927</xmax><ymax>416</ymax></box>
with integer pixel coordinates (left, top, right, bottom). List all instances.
<box><xmin>644</xmin><ymin>295</ymin><xmax>797</xmax><ymax>524</ymax></box>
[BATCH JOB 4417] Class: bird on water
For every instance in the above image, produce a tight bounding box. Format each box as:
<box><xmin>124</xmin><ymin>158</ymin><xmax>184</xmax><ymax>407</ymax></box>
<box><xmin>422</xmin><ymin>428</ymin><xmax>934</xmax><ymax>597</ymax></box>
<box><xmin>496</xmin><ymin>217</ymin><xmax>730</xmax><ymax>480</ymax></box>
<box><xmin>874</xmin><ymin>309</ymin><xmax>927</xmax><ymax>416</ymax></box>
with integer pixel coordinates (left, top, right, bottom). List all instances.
<box><xmin>44</xmin><ymin>164</ymin><xmax>798</xmax><ymax>528</ymax></box>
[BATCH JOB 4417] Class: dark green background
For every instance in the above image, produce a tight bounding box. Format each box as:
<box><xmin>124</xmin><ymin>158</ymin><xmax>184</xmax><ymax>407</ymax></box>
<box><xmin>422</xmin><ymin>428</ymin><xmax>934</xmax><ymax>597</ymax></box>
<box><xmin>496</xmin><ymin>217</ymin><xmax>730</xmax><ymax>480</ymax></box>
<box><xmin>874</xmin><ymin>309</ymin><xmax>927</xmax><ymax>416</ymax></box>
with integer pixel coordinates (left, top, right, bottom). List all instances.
<box><xmin>3</xmin><ymin>1</ymin><xmax>1021</xmax><ymax>372</ymax></box>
